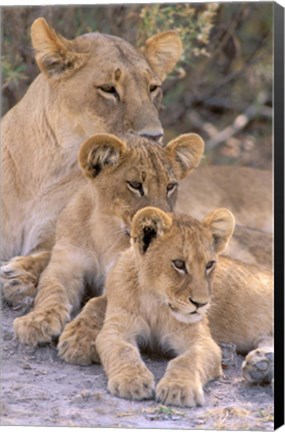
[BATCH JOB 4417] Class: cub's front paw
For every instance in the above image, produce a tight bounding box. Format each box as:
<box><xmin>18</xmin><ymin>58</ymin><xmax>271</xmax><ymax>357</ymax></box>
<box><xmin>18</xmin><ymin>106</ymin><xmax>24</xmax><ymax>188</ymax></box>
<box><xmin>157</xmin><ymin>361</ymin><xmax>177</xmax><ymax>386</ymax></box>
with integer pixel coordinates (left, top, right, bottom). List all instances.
<box><xmin>242</xmin><ymin>347</ymin><xmax>274</xmax><ymax>385</ymax></box>
<box><xmin>58</xmin><ymin>318</ymin><xmax>100</xmax><ymax>365</ymax></box>
<box><xmin>14</xmin><ymin>305</ymin><xmax>70</xmax><ymax>346</ymax></box>
<box><xmin>1</xmin><ymin>260</ymin><xmax>37</xmax><ymax>307</ymax></box>
<box><xmin>156</xmin><ymin>377</ymin><xmax>204</xmax><ymax>407</ymax></box>
<box><xmin>108</xmin><ymin>368</ymin><xmax>155</xmax><ymax>401</ymax></box>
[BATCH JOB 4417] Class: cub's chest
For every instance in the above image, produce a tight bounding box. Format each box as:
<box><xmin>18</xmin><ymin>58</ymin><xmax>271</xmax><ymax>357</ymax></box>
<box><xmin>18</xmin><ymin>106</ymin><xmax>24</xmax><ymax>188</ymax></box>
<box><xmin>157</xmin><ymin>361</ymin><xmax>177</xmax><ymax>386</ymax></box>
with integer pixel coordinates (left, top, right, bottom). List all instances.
<box><xmin>137</xmin><ymin>293</ymin><xmax>176</xmax><ymax>354</ymax></box>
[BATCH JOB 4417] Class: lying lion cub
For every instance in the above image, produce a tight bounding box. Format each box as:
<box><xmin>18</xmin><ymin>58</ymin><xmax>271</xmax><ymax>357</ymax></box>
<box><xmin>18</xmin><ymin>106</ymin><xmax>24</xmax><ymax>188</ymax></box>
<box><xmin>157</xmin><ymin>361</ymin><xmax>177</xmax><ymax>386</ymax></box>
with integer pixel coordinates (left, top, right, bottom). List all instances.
<box><xmin>96</xmin><ymin>206</ymin><xmax>235</xmax><ymax>406</ymax></box>
<box><xmin>13</xmin><ymin>132</ymin><xmax>204</xmax><ymax>346</ymax></box>
<box><xmin>96</xmin><ymin>206</ymin><xmax>273</xmax><ymax>407</ymax></box>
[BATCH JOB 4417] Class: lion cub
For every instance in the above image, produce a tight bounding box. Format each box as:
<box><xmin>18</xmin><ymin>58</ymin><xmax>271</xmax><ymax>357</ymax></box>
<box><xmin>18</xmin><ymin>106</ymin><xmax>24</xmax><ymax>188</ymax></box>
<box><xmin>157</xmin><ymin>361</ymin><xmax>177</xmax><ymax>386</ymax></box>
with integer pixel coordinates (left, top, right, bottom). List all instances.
<box><xmin>13</xmin><ymin>132</ymin><xmax>204</xmax><ymax>348</ymax></box>
<box><xmin>96</xmin><ymin>206</ymin><xmax>236</xmax><ymax>407</ymax></box>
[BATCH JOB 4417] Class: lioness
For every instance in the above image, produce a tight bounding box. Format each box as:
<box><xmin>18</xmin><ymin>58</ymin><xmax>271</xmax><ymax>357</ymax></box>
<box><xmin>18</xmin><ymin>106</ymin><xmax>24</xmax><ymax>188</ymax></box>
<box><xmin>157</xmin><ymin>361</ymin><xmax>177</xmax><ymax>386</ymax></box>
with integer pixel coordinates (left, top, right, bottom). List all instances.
<box><xmin>1</xmin><ymin>17</ymin><xmax>182</xmax><ymax>264</ymax></box>
<box><xmin>95</xmin><ymin>207</ymin><xmax>273</xmax><ymax>407</ymax></box>
<box><xmin>13</xmin><ymin>132</ymin><xmax>205</xmax><ymax>345</ymax></box>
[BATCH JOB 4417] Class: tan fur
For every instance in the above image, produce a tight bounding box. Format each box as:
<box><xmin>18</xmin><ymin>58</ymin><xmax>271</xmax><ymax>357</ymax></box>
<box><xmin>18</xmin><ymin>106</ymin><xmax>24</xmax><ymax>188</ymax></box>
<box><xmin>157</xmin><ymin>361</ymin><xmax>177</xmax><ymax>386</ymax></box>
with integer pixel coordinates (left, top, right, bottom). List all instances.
<box><xmin>2</xmin><ymin>20</ymin><xmax>272</xmax><ymax>385</ymax></box>
<box><xmin>1</xmin><ymin>18</ymin><xmax>182</xmax><ymax>263</ymax></box>
<box><xmin>176</xmin><ymin>165</ymin><xmax>272</xmax><ymax>233</ymax></box>
<box><xmin>60</xmin><ymin>206</ymin><xmax>273</xmax><ymax>389</ymax></box>
<box><xmin>208</xmin><ymin>256</ymin><xmax>273</xmax><ymax>386</ymax></box>
<box><xmin>12</xmin><ymin>132</ymin><xmax>204</xmax><ymax>348</ymax></box>
<box><xmin>96</xmin><ymin>207</ymin><xmax>237</xmax><ymax>406</ymax></box>
<box><xmin>1</xmin><ymin>19</ymin><xmax>272</xmax><ymax>291</ymax></box>
<box><xmin>207</xmin><ymin>257</ymin><xmax>273</xmax><ymax>353</ymax></box>
<box><xmin>226</xmin><ymin>225</ymin><xmax>272</xmax><ymax>268</ymax></box>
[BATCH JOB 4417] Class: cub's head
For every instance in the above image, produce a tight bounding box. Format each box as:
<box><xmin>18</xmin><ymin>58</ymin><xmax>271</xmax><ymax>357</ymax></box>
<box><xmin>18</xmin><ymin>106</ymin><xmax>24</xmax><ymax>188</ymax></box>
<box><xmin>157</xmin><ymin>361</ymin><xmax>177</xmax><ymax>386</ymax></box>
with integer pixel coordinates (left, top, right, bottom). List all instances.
<box><xmin>78</xmin><ymin>132</ymin><xmax>204</xmax><ymax>233</ymax></box>
<box><xmin>131</xmin><ymin>207</ymin><xmax>235</xmax><ymax>324</ymax></box>
<box><xmin>31</xmin><ymin>17</ymin><xmax>182</xmax><ymax>142</ymax></box>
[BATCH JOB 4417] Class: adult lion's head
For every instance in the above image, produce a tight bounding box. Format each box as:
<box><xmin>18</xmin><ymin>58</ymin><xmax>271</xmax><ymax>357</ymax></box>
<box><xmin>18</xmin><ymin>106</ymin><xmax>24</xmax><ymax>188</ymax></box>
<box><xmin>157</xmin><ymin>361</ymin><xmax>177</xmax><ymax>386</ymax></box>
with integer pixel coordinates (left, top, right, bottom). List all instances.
<box><xmin>31</xmin><ymin>18</ymin><xmax>183</xmax><ymax>142</ymax></box>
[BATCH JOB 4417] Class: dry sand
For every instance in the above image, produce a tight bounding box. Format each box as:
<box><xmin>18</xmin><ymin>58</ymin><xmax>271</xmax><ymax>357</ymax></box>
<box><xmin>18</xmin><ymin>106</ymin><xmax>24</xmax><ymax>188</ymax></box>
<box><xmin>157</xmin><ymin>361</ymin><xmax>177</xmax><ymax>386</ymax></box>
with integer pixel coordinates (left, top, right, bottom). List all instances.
<box><xmin>1</xmin><ymin>301</ymin><xmax>273</xmax><ymax>430</ymax></box>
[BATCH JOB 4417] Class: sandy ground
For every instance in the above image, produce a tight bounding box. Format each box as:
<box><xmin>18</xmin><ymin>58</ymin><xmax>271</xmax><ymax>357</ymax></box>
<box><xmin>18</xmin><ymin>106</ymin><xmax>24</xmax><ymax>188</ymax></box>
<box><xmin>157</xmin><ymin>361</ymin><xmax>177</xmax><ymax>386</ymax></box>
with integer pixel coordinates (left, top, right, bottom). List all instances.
<box><xmin>1</xmin><ymin>301</ymin><xmax>273</xmax><ymax>430</ymax></box>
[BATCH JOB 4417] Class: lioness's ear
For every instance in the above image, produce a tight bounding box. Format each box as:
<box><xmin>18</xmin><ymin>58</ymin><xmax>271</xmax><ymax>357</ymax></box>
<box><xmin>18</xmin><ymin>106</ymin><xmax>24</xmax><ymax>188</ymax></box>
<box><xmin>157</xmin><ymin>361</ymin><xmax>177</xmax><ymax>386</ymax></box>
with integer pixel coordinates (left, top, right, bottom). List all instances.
<box><xmin>131</xmin><ymin>207</ymin><xmax>172</xmax><ymax>254</ymax></box>
<box><xmin>166</xmin><ymin>133</ymin><xmax>205</xmax><ymax>179</ymax></box>
<box><xmin>78</xmin><ymin>134</ymin><xmax>127</xmax><ymax>179</ymax></box>
<box><xmin>203</xmin><ymin>208</ymin><xmax>236</xmax><ymax>254</ymax></box>
<box><xmin>31</xmin><ymin>18</ymin><xmax>89</xmax><ymax>78</ymax></box>
<box><xmin>142</xmin><ymin>31</ymin><xmax>183</xmax><ymax>81</ymax></box>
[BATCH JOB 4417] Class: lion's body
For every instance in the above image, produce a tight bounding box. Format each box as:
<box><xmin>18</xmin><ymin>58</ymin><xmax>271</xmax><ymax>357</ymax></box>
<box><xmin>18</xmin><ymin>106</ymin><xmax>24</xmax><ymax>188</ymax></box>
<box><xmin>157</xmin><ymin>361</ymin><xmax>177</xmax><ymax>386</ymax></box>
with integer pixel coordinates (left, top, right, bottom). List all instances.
<box><xmin>208</xmin><ymin>256</ymin><xmax>273</xmax><ymax>352</ymax></box>
<box><xmin>177</xmin><ymin>165</ymin><xmax>272</xmax><ymax>233</ymax></box>
<box><xmin>97</xmin><ymin>245</ymin><xmax>222</xmax><ymax>407</ymax></box>
<box><xmin>225</xmin><ymin>225</ymin><xmax>272</xmax><ymax>268</ymax></box>
<box><xmin>95</xmin><ymin>208</ymin><xmax>273</xmax><ymax>406</ymax></box>
<box><xmin>2</xmin><ymin>80</ymin><xmax>85</xmax><ymax>258</ymax></box>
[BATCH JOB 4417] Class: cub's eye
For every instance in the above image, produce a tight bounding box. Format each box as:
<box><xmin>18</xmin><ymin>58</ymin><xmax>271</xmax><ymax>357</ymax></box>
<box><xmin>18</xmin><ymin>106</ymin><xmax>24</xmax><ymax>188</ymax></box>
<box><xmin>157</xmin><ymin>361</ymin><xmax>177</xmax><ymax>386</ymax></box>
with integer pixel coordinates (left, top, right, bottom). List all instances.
<box><xmin>97</xmin><ymin>85</ymin><xmax>119</xmax><ymax>100</ymax></box>
<box><xmin>166</xmin><ymin>182</ymin><xmax>178</xmax><ymax>194</ymax></box>
<box><xmin>127</xmin><ymin>181</ymin><xmax>144</xmax><ymax>196</ymax></box>
<box><xmin>206</xmin><ymin>261</ymin><xmax>216</xmax><ymax>272</ymax></box>
<box><xmin>150</xmin><ymin>84</ymin><xmax>160</xmax><ymax>93</ymax></box>
<box><xmin>128</xmin><ymin>181</ymin><xmax>142</xmax><ymax>189</ymax></box>
<box><xmin>172</xmin><ymin>259</ymin><xmax>187</xmax><ymax>273</ymax></box>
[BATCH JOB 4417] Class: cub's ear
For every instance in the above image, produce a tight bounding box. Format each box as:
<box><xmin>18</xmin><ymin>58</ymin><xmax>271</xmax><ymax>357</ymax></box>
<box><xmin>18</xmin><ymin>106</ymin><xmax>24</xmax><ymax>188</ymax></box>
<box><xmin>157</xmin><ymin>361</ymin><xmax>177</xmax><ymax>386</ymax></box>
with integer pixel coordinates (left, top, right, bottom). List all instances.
<box><xmin>166</xmin><ymin>133</ymin><xmax>205</xmax><ymax>179</ymax></box>
<box><xmin>203</xmin><ymin>208</ymin><xmax>236</xmax><ymax>254</ymax></box>
<box><xmin>31</xmin><ymin>17</ymin><xmax>90</xmax><ymax>78</ymax></box>
<box><xmin>142</xmin><ymin>31</ymin><xmax>183</xmax><ymax>81</ymax></box>
<box><xmin>131</xmin><ymin>207</ymin><xmax>172</xmax><ymax>254</ymax></box>
<box><xmin>78</xmin><ymin>134</ymin><xmax>127</xmax><ymax>179</ymax></box>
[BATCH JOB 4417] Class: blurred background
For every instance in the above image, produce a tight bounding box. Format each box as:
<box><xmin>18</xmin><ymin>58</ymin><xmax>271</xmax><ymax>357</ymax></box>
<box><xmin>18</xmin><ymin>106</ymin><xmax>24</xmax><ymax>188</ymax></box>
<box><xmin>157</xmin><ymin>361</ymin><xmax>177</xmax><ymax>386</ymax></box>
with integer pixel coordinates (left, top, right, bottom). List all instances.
<box><xmin>1</xmin><ymin>3</ymin><xmax>273</xmax><ymax>169</ymax></box>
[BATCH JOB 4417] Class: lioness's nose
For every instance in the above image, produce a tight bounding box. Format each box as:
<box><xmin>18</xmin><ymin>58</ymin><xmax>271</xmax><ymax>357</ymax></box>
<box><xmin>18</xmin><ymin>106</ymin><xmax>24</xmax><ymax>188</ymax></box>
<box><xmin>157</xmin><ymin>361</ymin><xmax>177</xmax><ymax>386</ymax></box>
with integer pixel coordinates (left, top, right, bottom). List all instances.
<box><xmin>189</xmin><ymin>297</ymin><xmax>208</xmax><ymax>309</ymax></box>
<box><xmin>138</xmin><ymin>129</ymin><xmax>164</xmax><ymax>142</ymax></box>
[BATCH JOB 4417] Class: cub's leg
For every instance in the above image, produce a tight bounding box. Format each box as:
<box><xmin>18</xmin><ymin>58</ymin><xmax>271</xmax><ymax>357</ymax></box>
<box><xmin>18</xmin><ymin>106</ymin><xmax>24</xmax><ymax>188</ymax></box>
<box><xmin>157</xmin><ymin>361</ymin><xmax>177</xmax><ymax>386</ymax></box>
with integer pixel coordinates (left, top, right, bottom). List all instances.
<box><xmin>242</xmin><ymin>336</ymin><xmax>274</xmax><ymax>386</ymax></box>
<box><xmin>96</xmin><ymin>311</ymin><xmax>155</xmax><ymax>401</ymax></box>
<box><xmin>156</xmin><ymin>331</ymin><xmax>222</xmax><ymax>407</ymax></box>
<box><xmin>1</xmin><ymin>250</ymin><xmax>51</xmax><ymax>307</ymax></box>
<box><xmin>13</xmin><ymin>246</ymin><xmax>91</xmax><ymax>346</ymax></box>
<box><xmin>58</xmin><ymin>295</ymin><xmax>107</xmax><ymax>365</ymax></box>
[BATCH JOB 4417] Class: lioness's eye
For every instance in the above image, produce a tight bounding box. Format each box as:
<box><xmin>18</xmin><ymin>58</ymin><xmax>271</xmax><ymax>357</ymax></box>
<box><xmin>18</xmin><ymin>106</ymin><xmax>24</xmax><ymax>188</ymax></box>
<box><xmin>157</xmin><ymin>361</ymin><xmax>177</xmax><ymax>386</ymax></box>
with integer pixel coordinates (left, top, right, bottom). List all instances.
<box><xmin>172</xmin><ymin>259</ymin><xmax>187</xmax><ymax>273</ymax></box>
<box><xmin>150</xmin><ymin>84</ymin><xmax>160</xmax><ymax>93</ymax></box>
<box><xmin>206</xmin><ymin>261</ymin><xmax>216</xmax><ymax>272</ymax></box>
<box><xmin>166</xmin><ymin>182</ymin><xmax>178</xmax><ymax>194</ymax></box>
<box><xmin>97</xmin><ymin>85</ymin><xmax>119</xmax><ymax>100</ymax></box>
<box><xmin>127</xmin><ymin>181</ymin><xmax>144</xmax><ymax>196</ymax></box>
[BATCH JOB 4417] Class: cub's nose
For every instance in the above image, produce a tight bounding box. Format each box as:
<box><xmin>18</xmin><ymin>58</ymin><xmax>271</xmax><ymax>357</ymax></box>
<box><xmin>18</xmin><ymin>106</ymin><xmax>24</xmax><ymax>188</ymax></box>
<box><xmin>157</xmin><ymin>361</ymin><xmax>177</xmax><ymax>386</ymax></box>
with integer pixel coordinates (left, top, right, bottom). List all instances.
<box><xmin>138</xmin><ymin>129</ymin><xmax>164</xmax><ymax>142</ymax></box>
<box><xmin>189</xmin><ymin>297</ymin><xmax>208</xmax><ymax>309</ymax></box>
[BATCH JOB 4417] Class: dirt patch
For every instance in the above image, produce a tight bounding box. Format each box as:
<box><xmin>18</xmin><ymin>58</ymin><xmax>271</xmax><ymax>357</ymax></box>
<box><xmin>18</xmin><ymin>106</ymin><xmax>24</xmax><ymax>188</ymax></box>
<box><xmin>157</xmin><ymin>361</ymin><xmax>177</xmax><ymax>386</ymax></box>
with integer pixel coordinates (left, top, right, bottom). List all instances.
<box><xmin>1</xmin><ymin>301</ymin><xmax>273</xmax><ymax>430</ymax></box>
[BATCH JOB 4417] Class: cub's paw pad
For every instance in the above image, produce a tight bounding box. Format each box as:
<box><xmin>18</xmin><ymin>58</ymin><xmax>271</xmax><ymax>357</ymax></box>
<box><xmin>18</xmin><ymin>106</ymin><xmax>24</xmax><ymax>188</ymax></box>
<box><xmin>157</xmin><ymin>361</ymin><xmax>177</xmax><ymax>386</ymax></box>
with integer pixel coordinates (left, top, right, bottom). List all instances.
<box><xmin>1</xmin><ymin>261</ymin><xmax>24</xmax><ymax>278</ymax></box>
<box><xmin>108</xmin><ymin>370</ymin><xmax>155</xmax><ymax>401</ymax></box>
<box><xmin>156</xmin><ymin>379</ymin><xmax>204</xmax><ymax>407</ymax></box>
<box><xmin>242</xmin><ymin>347</ymin><xmax>274</xmax><ymax>385</ymax></box>
<box><xmin>14</xmin><ymin>307</ymin><xmax>69</xmax><ymax>346</ymax></box>
<box><xmin>1</xmin><ymin>262</ymin><xmax>37</xmax><ymax>307</ymax></box>
<box><xmin>58</xmin><ymin>321</ymin><xmax>100</xmax><ymax>365</ymax></box>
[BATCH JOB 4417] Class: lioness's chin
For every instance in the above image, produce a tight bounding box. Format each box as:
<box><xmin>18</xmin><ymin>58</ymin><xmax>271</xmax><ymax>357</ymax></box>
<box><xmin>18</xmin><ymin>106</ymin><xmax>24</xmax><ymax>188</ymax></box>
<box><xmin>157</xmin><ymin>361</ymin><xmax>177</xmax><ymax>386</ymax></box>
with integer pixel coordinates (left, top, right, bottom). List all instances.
<box><xmin>169</xmin><ymin>309</ymin><xmax>203</xmax><ymax>324</ymax></box>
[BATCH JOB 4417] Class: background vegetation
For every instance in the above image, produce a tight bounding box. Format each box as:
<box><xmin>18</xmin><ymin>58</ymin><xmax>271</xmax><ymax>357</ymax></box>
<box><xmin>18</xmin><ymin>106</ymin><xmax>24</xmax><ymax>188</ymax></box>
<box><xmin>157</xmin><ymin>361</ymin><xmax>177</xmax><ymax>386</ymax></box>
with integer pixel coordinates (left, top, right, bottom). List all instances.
<box><xmin>1</xmin><ymin>3</ymin><xmax>273</xmax><ymax>169</ymax></box>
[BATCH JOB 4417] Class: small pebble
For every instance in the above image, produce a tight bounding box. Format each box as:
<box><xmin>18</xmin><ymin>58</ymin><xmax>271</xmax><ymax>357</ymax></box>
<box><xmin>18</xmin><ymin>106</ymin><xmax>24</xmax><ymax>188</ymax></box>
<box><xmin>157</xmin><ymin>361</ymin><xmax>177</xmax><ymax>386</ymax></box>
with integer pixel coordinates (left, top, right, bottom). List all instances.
<box><xmin>22</xmin><ymin>363</ymin><xmax>32</xmax><ymax>370</ymax></box>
